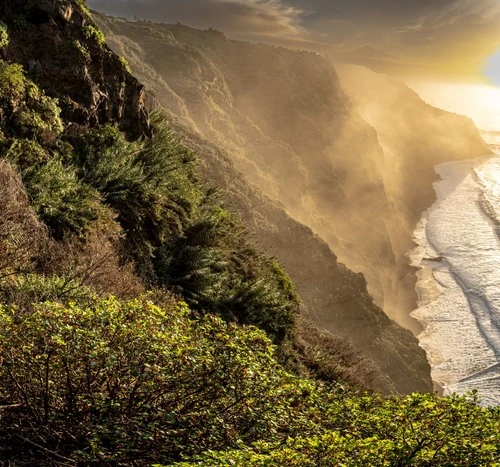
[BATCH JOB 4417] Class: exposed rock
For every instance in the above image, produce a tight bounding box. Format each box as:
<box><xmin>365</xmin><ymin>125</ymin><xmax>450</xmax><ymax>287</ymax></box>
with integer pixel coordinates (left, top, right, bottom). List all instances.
<box><xmin>2</xmin><ymin>0</ymin><xmax>149</xmax><ymax>139</ymax></box>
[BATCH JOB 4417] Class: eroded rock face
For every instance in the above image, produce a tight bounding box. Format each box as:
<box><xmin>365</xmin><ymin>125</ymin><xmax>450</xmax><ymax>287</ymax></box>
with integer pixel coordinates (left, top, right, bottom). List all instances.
<box><xmin>2</xmin><ymin>0</ymin><xmax>149</xmax><ymax>139</ymax></box>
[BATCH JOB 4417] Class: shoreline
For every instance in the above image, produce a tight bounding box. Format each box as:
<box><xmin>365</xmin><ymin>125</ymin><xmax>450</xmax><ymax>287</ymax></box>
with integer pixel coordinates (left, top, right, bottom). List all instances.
<box><xmin>410</xmin><ymin>153</ymin><xmax>500</xmax><ymax>401</ymax></box>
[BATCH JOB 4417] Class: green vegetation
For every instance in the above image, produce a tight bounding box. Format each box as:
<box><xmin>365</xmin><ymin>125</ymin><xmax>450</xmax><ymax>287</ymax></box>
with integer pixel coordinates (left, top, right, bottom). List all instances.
<box><xmin>0</xmin><ymin>21</ymin><xmax>8</xmax><ymax>49</ymax></box>
<box><xmin>119</xmin><ymin>54</ymin><xmax>132</xmax><ymax>72</ymax></box>
<box><xmin>74</xmin><ymin>39</ymin><xmax>91</xmax><ymax>61</ymax></box>
<box><xmin>0</xmin><ymin>61</ymin><xmax>63</xmax><ymax>143</ymax></box>
<box><xmin>76</xmin><ymin>0</ymin><xmax>91</xmax><ymax>18</ymax></box>
<box><xmin>84</xmin><ymin>24</ymin><xmax>105</xmax><ymax>46</ymax></box>
<box><xmin>0</xmin><ymin>58</ymin><xmax>298</xmax><ymax>341</ymax></box>
<box><xmin>0</xmin><ymin>295</ymin><xmax>498</xmax><ymax>465</ymax></box>
<box><xmin>70</xmin><ymin>117</ymin><xmax>298</xmax><ymax>341</ymax></box>
<box><xmin>0</xmin><ymin>297</ymin><xmax>308</xmax><ymax>463</ymax></box>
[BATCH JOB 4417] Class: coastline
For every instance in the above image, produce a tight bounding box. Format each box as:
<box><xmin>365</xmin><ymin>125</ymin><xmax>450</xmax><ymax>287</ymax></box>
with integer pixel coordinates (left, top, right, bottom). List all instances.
<box><xmin>410</xmin><ymin>153</ymin><xmax>500</xmax><ymax>403</ymax></box>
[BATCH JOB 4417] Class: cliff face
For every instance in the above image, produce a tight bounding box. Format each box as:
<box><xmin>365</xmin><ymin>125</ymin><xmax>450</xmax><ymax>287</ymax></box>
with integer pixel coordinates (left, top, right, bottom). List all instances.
<box><xmin>176</xmin><ymin>124</ymin><xmax>432</xmax><ymax>394</ymax></box>
<box><xmin>90</xmin><ymin>16</ymin><xmax>455</xmax><ymax>393</ymax></box>
<box><xmin>93</xmin><ymin>18</ymin><xmax>489</xmax><ymax>334</ymax></box>
<box><xmin>2</xmin><ymin>0</ymin><xmax>150</xmax><ymax>139</ymax></box>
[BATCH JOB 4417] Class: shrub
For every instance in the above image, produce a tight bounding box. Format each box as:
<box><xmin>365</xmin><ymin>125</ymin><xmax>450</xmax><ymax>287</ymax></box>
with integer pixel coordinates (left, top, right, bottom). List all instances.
<box><xmin>84</xmin><ymin>24</ymin><xmax>105</xmax><ymax>46</ymax></box>
<box><xmin>0</xmin><ymin>61</ymin><xmax>63</xmax><ymax>143</ymax></box>
<box><xmin>22</xmin><ymin>158</ymin><xmax>98</xmax><ymax>237</ymax></box>
<box><xmin>119</xmin><ymin>55</ymin><xmax>131</xmax><ymax>73</ymax></box>
<box><xmin>73</xmin><ymin>39</ymin><xmax>91</xmax><ymax>62</ymax></box>
<box><xmin>0</xmin><ymin>297</ymin><xmax>312</xmax><ymax>464</ymax></box>
<box><xmin>1</xmin><ymin>273</ymin><xmax>96</xmax><ymax>306</ymax></box>
<box><xmin>71</xmin><ymin>117</ymin><xmax>298</xmax><ymax>340</ymax></box>
<box><xmin>174</xmin><ymin>393</ymin><xmax>500</xmax><ymax>467</ymax></box>
<box><xmin>155</xmin><ymin>196</ymin><xmax>298</xmax><ymax>342</ymax></box>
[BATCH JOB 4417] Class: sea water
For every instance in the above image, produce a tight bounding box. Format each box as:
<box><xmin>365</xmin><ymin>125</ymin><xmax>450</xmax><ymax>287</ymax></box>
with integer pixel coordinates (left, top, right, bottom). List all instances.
<box><xmin>410</xmin><ymin>133</ymin><xmax>500</xmax><ymax>405</ymax></box>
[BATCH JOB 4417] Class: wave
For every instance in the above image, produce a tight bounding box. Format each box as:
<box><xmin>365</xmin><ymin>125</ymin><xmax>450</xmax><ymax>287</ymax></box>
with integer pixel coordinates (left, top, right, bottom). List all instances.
<box><xmin>410</xmin><ymin>156</ymin><xmax>500</xmax><ymax>405</ymax></box>
<box><xmin>474</xmin><ymin>157</ymin><xmax>500</xmax><ymax>240</ymax></box>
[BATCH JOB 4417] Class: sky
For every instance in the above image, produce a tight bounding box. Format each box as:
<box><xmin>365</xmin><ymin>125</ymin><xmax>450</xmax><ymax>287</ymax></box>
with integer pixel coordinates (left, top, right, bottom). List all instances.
<box><xmin>88</xmin><ymin>0</ymin><xmax>500</xmax><ymax>80</ymax></box>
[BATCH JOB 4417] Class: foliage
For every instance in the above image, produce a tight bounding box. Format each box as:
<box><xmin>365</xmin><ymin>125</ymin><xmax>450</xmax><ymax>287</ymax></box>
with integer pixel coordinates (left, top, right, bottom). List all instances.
<box><xmin>0</xmin><ymin>61</ymin><xmax>63</xmax><ymax>143</ymax></box>
<box><xmin>2</xmin><ymin>273</ymin><xmax>96</xmax><ymax>305</ymax></box>
<box><xmin>173</xmin><ymin>393</ymin><xmax>500</xmax><ymax>467</ymax></box>
<box><xmin>21</xmin><ymin>157</ymin><xmax>99</xmax><ymax>236</ymax></box>
<box><xmin>70</xmin><ymin>118</ymin><xmax>196</xmax><ymax>276</ymax></box>
<box><xmin>0</xmin><ymin>295</ymin><xmax>499</xmax><ymax>465</ymax></box>
<box><xmin>155</xmin><ymin>194</ymin><xmax>297</xmax><ymax>341</ymax></box>
<box><xmin>84</xmin><ymin>24</ymin><xmax>105</xmax><ymax>46</ymax></box>
<box><xmin>0</xmin><ymin>297</ymin><xmax>311</xmax><ymax>464</ymax></box>
<box><xmin>0</xmin><ymin>21</ymin><xmax>8</xmax><ymax>49</ymax></box>
<box><xmin>119</xmin><ymin>54</ymin><xmax>132</xmax><ymax>73</ymax></box>
<box><xmin>74</xmin><ymin>39</ymin><xmax>90</xmax><ymax>62</ymax></box>
<box><xmin>76</xmin><ymin>0</ymin><xmax>91</xmax><ymax>18</ymax></box>
<box><xmin>70</xmin><ymin>117</ymin><xmax>298</xmax><ymax>340</ymax></box>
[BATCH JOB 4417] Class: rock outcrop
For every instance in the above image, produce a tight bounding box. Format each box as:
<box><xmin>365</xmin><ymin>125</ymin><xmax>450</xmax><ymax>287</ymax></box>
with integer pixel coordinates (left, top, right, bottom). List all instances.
<box><xmin>2</xmin><ymin>0</ymin><xmax>149</xmax><ymax>139</ymax></box>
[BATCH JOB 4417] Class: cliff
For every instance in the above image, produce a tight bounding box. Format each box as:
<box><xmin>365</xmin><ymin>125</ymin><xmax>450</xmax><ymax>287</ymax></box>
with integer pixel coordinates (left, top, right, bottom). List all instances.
<box><xmin>89</xmin><ymin>15</ymin><xmax>468</xmax><ymax>393</ymax></box>
<box><xmin>0</xmin><ymin>3</ymin><xmax>498</xmax><ymax>464</ymax></box>
<box><xmin>0</xmin><ymin>0</ymin><xmax>427</xmax><ymax>396</ymax></box>
<box><xmin>94</xmin><ymin>17</ymin><xmax>489</xmax><ymax>335</ymax></box>
<box><xmin>2</xmin><ymin>0</ymin><xmax>150</xmax><ymax>139</ymax></box>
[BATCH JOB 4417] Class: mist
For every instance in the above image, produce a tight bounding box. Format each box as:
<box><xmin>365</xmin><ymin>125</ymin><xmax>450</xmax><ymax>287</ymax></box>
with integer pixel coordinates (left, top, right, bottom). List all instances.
<box><xmin>88</xmin><ymin>0</ymin><xmax>500</xmax><ymax>82</ymax></box>
<box><xmin>93</xmin><ymin>17</ymin><xmax>489</xmax><ymax>333</ymax></box>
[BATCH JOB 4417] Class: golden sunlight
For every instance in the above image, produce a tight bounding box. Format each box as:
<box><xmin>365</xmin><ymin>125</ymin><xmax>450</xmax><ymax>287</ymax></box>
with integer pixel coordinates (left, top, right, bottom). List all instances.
<box><xmin>408</xmin><ymin>81</ymin><xmax>500</xmax><ymax>132</ymax></box>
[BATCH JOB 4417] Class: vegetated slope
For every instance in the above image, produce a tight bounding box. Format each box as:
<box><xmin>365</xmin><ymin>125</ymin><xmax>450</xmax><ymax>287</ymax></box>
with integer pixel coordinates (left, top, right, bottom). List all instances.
<box><xmin>0</xmin><ymin>2</ymin><xmax>498</xmax><ymax>465</ymax></box>
<box><xmin>0</xmin><ymin>0</ymin><xmax>407</xmax><ymax>420</ymax></box>
<box><xmin>95</xmin><ymin>17</ymin><xmax>489</xmax><ymax>334</ymax></box>
<box><xmin>93</xmin><ymin>14</ymin><xmax>436</xmax><ymax>394</ymax></box>
<box><xmin>0</xmin><ymin>0</ymin><xmax>301</xmax><ymax>343</ymax></box>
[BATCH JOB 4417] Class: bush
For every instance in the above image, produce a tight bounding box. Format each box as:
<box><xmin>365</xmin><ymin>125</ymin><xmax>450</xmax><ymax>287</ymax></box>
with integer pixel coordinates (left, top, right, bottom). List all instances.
<box><xmin>155</xmin><ymin>196</ymin><xmax>298</xmax><ymax>342</ymax></box>
<box><xmin>22</xmin><ymin>158</ymin><xmax>98</xmax><ymax>237</ymax></box>
<box><xmin>174</xmin><ymin>393</ymin><xmax>500</xmax><ymax>467</ymax></box>
<box><xmin>70</xmin><ymin>117</ymin><xmax>298</xmax><ymax>340</ymax></box>
<box><xmin>0</xmin><ymin>297</ymin><xmax>312</xmax><ymax>464</ymax></box>
<box><xmin>0</xmin><ymin>61</ymin><xmax>63</xmax><ymax>142</ymax></box>
<box><xmin>84</xmin><ymin>24</ymin><xmax>105</xmax><ymax>46</ymax></box>
<box><xmin>71</xmin><ymin>118</ymin><xmax>198</xmax><ymax>266</ymax></box>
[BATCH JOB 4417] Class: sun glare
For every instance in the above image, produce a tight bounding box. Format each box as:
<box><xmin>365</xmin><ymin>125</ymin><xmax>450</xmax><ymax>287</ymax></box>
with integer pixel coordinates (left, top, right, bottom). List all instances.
<box><xmin>408</xmin><ymin>81</ymin><xmax>500</xmax><ymax>132</ymax></box>
<box><xmin>484</xmin><ymin>50</ymin><xmax>500</xmax><ymax>87</ymax></box>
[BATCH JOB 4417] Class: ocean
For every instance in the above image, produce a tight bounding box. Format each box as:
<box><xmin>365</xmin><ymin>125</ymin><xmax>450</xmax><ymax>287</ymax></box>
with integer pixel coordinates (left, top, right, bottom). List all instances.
<box><xmin>407</xmin><ymin>81</ymin><xmax>500</xmax><ymax>404</ymax></box>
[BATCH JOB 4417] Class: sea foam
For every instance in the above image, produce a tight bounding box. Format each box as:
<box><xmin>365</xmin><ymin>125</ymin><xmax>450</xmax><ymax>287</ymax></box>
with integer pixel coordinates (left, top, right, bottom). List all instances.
<box><xmin>410</xmin><ymin>142</ymin><xmax>500</xmax><ymax>406</ymax></box>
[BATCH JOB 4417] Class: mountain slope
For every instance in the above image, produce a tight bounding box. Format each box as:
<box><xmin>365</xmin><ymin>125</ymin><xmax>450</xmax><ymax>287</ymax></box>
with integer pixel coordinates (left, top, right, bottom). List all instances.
<box><xmin>94</xmin><ymin>17</ymin><xmax>489</xmax><ymax>335</ymax></box>
<box><xmin>91</xmin><ymin>15</ymin><xmax>447</xmax><ymax>393</ymax></box>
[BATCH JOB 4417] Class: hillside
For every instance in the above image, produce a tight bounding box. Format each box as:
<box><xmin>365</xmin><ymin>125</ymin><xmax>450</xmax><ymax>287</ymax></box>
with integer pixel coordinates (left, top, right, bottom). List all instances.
<box><xmin>0</xmin><ymin>1</ymin><xmax>499</xmax><ymax>465</ymax></box>
<box><xmin>91</xmin><ymin>15</ymin><xmax>453</xmax><ymax>394</ymax></box>
<box><xmin>94</xmin><ymin>17</ymin><xmax>489</xmax><ymax>334</ymax></box>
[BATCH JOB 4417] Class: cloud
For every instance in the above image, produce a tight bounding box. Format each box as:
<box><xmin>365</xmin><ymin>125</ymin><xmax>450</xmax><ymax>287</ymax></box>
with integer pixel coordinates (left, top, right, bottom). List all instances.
<box><xmin>88</xmin><ymin>0</ymin><xmax>309</xmax><ymax>40</ymax></box>
<box><xmin>88</xmin><ymin>0</ymin><xmax>500</xmax><ymax>70</ymax></box>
